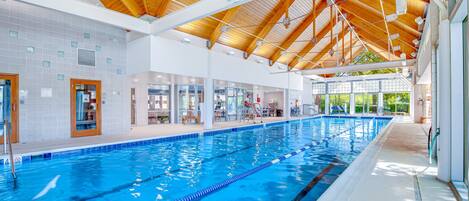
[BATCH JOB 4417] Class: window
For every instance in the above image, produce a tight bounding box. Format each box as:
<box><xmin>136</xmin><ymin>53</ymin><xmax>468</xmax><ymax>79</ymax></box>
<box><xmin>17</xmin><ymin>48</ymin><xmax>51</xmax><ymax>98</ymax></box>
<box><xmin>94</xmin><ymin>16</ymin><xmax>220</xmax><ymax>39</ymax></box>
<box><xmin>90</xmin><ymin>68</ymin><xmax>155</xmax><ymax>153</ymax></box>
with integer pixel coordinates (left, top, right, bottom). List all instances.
<box><xmin>355</xmin><ymin>93</ymin><xmax>378</xmax><ymax>114</ymax></box>
<box><xmin>383</xmin><ymin>92</ymin><xmax>410</xmax><ymax>115</ymax></box>
<box><xmin>353</xmin><ymin>80</ymin><xmax>380</xmax><ymax>93</ymax></box>
<box><xmin>330</xmin><ymin>94</ymin><xmax>350</xmax><ymax>114</ymax></box>
<box><xmin>328</xmin><ymin>82</ymin><xmax>351</xmax><ymax>94</ymax></box>
<box><xmin>313</xmin><ymin>94</ymin><xmax>326</xmax><ymax>114</ymax></box>
<box><xmin>312</xmin><ymin>83</ymin><xmax>326</xmax><ymax>94</ymax></box>
<box><xmin>381</xmin><ymin>79</ymin><xmax>411</xmax><ymax>92</ymax></box>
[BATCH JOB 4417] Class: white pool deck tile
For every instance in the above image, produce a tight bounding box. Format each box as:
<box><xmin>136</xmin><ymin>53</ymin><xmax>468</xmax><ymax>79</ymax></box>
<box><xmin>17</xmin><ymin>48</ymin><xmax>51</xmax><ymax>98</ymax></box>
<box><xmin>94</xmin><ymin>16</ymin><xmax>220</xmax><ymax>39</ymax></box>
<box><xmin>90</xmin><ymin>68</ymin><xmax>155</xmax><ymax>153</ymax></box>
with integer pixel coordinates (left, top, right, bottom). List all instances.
<box><xmin>319</xmin><ymin>118</ymin><xmax>456</xmax><ymax>201</ymax></box>
<box><xmin>8</xmin><ymin>117</ymin><xmax>295</xmax><ymax>155</ymax></box>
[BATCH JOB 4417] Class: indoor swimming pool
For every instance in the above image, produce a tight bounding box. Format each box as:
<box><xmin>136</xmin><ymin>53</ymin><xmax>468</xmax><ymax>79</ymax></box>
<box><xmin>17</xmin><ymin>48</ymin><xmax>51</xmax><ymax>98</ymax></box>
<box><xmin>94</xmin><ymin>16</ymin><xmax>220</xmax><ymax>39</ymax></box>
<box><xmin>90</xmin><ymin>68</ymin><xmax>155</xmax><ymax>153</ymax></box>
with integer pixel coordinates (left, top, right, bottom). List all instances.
<box><xmin>0</xmin><ymin>116</ymin><xmax>390</xmax><ymax>201</ymax></box>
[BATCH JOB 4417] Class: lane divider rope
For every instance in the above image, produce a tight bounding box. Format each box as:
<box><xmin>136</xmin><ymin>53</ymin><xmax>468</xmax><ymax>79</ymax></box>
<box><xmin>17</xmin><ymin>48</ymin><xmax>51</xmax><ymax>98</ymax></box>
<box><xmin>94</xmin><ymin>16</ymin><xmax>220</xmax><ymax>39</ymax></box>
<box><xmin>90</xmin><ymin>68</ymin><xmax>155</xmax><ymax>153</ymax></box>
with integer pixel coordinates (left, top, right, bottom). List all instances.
<box><xmin>176</xmin><ymin>119</ymin><xmax>372</xmax><ymax>201</ymax></box>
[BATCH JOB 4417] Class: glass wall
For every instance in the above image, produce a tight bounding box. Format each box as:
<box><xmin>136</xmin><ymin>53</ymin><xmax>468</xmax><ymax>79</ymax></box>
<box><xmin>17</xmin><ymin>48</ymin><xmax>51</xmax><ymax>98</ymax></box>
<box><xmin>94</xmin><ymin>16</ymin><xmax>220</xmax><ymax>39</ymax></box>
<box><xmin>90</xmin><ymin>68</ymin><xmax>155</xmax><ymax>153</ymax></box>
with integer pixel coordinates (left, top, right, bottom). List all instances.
<box><xmin>177</xmin><ymin>85</ymin><xmax>203</xmax><ymax>124</ymax></box>
<box><xmin>312</xmin><ymin>94</ymin><xmax>326</xmax><ymax>114</ymax></box>
<box><xmin>355</xmin><ymin>93</ymin><xmax>378</xmax><ymax>114</ymax></box>
<box><xmin>383</xmin><ymin>92</ymin><xmax>410</xmax><ymax>115</ymax></box>
<box><xmin>214</xmin><ymin>87</ymin><xmax>253</xmax><ymax>121</ymax></box>
<box><xmin>330</xmin><ymin>94</ymin><xmax>350</xmax><ymax>114</ymax></box>
<box><xmin>148</xmin><ymin>85</ymin><xmax>170</xmax><ymax>124</ymax></box>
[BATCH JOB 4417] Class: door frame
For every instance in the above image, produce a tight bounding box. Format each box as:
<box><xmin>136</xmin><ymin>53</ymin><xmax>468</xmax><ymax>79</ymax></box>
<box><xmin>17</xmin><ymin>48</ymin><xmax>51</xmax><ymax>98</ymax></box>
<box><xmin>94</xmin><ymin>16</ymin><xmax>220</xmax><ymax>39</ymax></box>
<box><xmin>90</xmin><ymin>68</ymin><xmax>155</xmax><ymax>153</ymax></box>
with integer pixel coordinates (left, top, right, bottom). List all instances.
<box><xmin>70</xmin><ymin>79</ymin><xmax>101</xmax><ymax>137</ymax></box>
<box><xmin>0</xmin><ymin>73</ymin><xmax>18</xmax><ymax>144</ymax></box>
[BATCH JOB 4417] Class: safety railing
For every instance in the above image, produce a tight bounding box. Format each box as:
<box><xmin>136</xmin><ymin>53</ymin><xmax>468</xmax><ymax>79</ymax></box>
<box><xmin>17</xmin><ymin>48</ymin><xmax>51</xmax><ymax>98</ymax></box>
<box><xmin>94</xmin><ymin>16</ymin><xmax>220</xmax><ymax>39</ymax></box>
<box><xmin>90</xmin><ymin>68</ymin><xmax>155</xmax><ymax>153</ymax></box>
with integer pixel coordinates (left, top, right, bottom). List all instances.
<box><xmin>3</xmin><ymin>120</ymin><xmax>16</xmax><ymax>179</ymax></box>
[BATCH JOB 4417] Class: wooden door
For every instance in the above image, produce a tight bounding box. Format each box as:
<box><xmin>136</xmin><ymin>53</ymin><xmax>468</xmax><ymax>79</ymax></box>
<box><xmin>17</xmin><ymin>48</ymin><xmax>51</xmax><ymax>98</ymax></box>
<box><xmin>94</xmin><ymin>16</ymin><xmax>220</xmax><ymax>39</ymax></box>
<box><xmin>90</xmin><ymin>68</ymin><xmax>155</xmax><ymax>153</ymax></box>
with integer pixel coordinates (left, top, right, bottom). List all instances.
<box><xmin>0</xmin><ymin>74</ymin><xmax>18</xmax><ymax>144</ymax></box>
<box><xmin>71</xmin><ymin>79</ymin><xmax>101</xmax><ymax>137</ymax></box>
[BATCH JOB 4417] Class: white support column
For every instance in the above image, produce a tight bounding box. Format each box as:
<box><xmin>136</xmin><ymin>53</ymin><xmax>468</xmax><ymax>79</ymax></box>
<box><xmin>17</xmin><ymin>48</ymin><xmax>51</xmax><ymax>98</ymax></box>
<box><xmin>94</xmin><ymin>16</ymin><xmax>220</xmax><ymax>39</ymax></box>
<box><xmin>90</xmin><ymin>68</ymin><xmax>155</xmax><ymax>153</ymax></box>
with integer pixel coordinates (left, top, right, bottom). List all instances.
<box><xmin>350</xmin><ymin>94</ymin><xmax>355</xmax><ymax>115</ymax></box>
<box><xmin>437</xmin><ymin>19</ymin><xmax>451</xmax><ymax>182</ymax></box>
<box><xmin>325</xmin><ymin>94</ymin><xmax>330</xmax><ymax>115</ymax></box>
<box><xmin>378</xmin><ymin>93</ymin><xmax>384</xmax><ymax>116</ymax></box>
<box><xmin>450</xmin><ymin>21</ymin><xmax>465</xmax><ymax>181</ymax></box>
<box><xmin>170</xmin><ymin>83</ymin><xmax>176</xmax><ymax>124</ymax></box>
<box><xmin>204</xmin><ymin>52</ymin><xmax>214</xmax><ymax>129</ymax></box>
<box><xmin>284</xmin><ymin>89</ymin><xmax>291</xmax><ymax>119</ymax></box>
<box><xmin>204</xmin><ymin>78</ymin><xmax>214</xmax><ymax>129</ymax></box>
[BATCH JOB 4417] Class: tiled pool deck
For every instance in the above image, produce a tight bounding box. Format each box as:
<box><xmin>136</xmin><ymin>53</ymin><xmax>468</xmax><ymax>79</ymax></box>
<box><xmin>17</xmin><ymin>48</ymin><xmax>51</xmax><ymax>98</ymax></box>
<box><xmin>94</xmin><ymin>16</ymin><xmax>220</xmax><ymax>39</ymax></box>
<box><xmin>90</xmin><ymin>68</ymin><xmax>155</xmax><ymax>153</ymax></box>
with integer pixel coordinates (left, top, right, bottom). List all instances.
<box><xmin>319</xmin><ymin>118</ymin><xmax>456</xmax><ymax>201</ymax></box>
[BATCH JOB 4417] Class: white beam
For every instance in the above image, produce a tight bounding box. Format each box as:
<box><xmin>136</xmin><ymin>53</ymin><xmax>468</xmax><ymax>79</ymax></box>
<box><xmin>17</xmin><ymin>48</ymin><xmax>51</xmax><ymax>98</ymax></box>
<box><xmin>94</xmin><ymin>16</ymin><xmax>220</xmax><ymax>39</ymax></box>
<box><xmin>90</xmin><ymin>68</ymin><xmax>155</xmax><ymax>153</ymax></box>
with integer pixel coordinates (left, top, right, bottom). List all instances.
<box><xmin>17</xmin><ymin>0</ymin><xmax>151</xmax><ymax>34</ymax></box>
<box><xmin>300</xmin><ymin>60</ymin><xmax>416</xmax><ymax>75</ymax></box>
<box><xmin>150</xmin><ymin>0</ymin><xmax>252</xmax><ymax>34</ymax></box>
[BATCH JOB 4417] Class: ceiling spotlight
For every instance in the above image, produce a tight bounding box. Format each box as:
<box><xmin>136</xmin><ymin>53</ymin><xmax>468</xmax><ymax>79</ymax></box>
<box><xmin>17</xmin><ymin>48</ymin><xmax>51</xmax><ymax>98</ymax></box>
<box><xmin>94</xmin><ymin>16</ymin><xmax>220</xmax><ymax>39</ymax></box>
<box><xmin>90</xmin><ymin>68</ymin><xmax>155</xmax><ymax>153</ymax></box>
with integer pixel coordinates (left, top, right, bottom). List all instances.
<box><xmin>328</xmin><ymin>49</ymin><xmax>334</xmax><ymax>56</ymax></box>
<box><xmin>396</xmin><ymin>0</ymin><xmax>407</xmax><ymax>15</ymax></box>
<box><xmin>311</xmin><ymin>37</ymin><xmax>317</xmax><ymax>44</ymax></box>
<box><xmin>221</xmin><ymin>25</ymin><xmax>230</xmax><ymax>33</ymax></box>
<box><xmin>390</xmin><ymin>33</ymin><xmax>400</xmax><ymax>40</ymax></box>
<box><xmin>385</xmin><ymin>14</ymin><xmax>398</xmax><ymax>22</ymax></box>
<box><xmin>226</xmin><ymin>50</ymin><xmax>235</xmax><ymax>55</ymax></box>
<box><xmin>256</xmin><ymin>40</ymin><xmax>264</xmax><ymax>47</ymax></box>
<box><xmin>282</xmin><ymin>16</ymin><xmax>291</xmax><ymax>29</ymax></box>
<box><xmin>415</xmin><ymin>16</ymin><xmax>424</xmax><ymax>25</ymax></box>
<box><xmin>412</xmin><ymin>39</ymin><xmax>419</xmax><ymax>46</ymax></box>
<box><xmin>392</xmin><ymin>45</ymin><xmax>401</xmax><ymax>51</ymax></box>
<box><xmin>410</xmin><ymin>52</ymin><xmax>417</xmax><ymax>58</ymax></box>
<box><xmin>400</xmin><ymin>53</ymin><xmax>406</xmax><ymax>59</ymax></box>
<box><xmin>181</xmin><ymin>38</ymin><xmax>191</xmax><ymax>44</ymax></box>
<box><xmin>256</xmin><ymin>59</ymin><xmax>264</xmax><ymax>64</ymax></box>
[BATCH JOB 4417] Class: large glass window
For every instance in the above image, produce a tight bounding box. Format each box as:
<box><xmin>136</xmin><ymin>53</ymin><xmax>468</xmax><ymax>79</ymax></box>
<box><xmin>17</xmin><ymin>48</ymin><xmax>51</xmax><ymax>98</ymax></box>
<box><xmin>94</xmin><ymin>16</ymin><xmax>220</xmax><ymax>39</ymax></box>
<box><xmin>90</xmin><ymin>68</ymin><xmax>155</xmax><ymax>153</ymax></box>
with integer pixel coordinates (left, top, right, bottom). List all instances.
<box><xmin>148</xmin><ymin>85</ymin><xmax>170</xmax><ymax>124</ymax></box>
<box><xmin>330</xmin><ymin>94</ymin><xmax>350</xmax><ymax>114</ymax></box>
<box><xmin>355</xmin><ymin>93</ymin><xmax>378</xmax><ymax>114</ymax></box>
<box><xmin>383</xmin><ymin>92</ymin><xmax>410</xmax><ymax>115</ymax></box>
<box><xmin>313</xmin><ymin>94</ymin><xmax>326</xmax><ymax>114</ymax></box>
<box><xmin>177</xmin><ymin>85</ymin><xmax>203</xmax><ymax>124</ymax></box>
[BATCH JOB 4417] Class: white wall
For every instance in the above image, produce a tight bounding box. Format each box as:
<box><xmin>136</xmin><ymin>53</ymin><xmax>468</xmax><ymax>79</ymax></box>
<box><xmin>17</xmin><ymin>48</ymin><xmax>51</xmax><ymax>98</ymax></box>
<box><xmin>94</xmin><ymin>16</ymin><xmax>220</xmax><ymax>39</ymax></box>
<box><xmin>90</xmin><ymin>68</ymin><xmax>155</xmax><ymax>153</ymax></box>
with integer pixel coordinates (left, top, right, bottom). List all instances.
<box><xmin>0</xmin><ymin>1</ymin><xmax>130</xmax><ymax>142</ymax></box>
<box><xmin>302</xmin><ymin>79</ymin><xmax>313</xmax><ymax>105</ymax></box>
<box><xmin>127</xmin><ymin>30</ymin><xmax>305</xmax><ymax>91</ymax></box>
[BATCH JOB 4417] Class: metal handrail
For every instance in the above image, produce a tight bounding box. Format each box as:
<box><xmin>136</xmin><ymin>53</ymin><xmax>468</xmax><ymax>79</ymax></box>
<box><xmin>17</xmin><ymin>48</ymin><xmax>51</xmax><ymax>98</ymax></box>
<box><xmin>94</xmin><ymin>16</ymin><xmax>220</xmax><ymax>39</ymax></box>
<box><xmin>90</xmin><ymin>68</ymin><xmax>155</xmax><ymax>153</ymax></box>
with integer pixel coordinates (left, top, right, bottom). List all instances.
<box><xmin>4</xmin><ymin>120</ymin><xmax>16</xmax><ymax>179</ymax></box>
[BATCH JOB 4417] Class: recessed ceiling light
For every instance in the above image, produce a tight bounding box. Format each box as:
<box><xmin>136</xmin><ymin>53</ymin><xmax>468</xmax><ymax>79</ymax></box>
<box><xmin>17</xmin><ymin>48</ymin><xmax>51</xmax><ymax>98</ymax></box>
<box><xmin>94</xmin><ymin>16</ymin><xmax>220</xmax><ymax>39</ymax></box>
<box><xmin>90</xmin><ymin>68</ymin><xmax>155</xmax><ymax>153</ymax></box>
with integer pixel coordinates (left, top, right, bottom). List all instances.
<box><xmin>392</xmin><ymin>45</ymin><xmax>401</xmax><ymax>51</ymax></box>
<box><xmin>256</xmin><ymin>59</ymin><xmax>264</xmax><ymax>64</ymax></box>
<box><xmin>221</xmin><ymin>25</ymin><xmax>230</xmax><ymax>33</ymax></box>
<box><xmin>412</xmin><ymin>39</ymin><xmax>419</xmax><ymax>46</ymax></box>
<box><xmin>410</xmin><ymin>52</ymin><xmax>417</xmax><ymax>58</ymax></box>
<box><xmin>181</xmin><ymin>38</ymin><xmax>191</xmax><ymax>44</ymax></box>
<box><xmin>415</xmin><ymin>17</ymin><xmax>424</xmax><ymax>25</ymax></box>
<box><xmin>226</xmin><ymin>50</ymin><xmax>235</xmax><ymax>55</ymax></box>
<box><xmin>156</xmin><ymin>75</ymin><xmax>163</xmax><ymax>78</ymax></box>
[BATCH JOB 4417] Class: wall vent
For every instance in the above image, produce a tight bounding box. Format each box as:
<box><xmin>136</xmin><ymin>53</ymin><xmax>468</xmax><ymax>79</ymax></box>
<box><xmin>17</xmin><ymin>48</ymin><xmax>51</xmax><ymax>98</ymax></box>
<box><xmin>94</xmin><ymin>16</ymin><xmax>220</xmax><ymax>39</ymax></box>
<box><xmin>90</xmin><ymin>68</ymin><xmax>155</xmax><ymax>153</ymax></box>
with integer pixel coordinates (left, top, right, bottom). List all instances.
<box><xmin>77</xmin><ymin>49</ymin><xmax>96</xmax><ymax>67</ymax></box>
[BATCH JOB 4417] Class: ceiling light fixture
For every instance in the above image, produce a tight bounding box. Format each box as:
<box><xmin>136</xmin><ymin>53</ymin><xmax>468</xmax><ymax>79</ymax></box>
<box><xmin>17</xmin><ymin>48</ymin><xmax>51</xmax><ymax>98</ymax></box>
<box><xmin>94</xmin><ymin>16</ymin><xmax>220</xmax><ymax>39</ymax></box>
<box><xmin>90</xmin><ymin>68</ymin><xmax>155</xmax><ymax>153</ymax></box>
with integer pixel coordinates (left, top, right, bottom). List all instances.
<box><xmin>256</xmin><ymin>59</ymin><xmax>264</xmax><ymax>64</ymax></box>
<box><xmin>181</xmin><ymin>38</ymin><xmax>191</xmax><ymax>44</ymax></box>
<box><xmin>256</xmin><ymin>40</ymin><xmax>263</xmax><ymax>48</ymax></box>
<box><xmin>392</xmin><ymin>45</ymin><xmax>401</xmax><ymax>51</ymax></box>
<box><xmin>395</xmin><ymin>0</ymin><xmax>407</xmax><ymax>15</ymax></box>
<box><xmin>410</xmin><ymin>52</ymin><xmax>417</xmax><ymax>58</ymax></box>
<box><xmin>390</xmin><ymin>33</ymin><xmax>400</xmax><ymax>40</ymax></box>
<box><xmin>415</xmin><ymin>16</ymin><xmax>424</xmax><ymax>25</ymax></box>
<box><xmin>385</xmin><ymin>14</ymin><xmax>398</xmax><ymax>22</ymax></box>
<box><xmin>412</xmin><ymin>39</ymin><xmax>420</xmax><ymax>46</ymax></box>
<box><xmin>226</xmin><ymin>50</ymin><xmax>235</xmax><ymax>55</ymax></box>
<box><xmin>220</xmin><ymin>25</ymin><xmax>230</xmax><ymax>33</ymax></box>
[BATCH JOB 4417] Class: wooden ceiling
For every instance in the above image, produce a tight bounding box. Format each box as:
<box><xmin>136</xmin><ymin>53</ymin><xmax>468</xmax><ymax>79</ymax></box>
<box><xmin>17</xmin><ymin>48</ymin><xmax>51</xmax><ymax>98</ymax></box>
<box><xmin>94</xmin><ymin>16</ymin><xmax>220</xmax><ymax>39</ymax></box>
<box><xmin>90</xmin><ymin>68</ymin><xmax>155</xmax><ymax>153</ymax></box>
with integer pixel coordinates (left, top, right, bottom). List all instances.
<box><xmin>100</xmin><ymin>0</ymin><xmax>428</xmax><ymax>70</ymax></box>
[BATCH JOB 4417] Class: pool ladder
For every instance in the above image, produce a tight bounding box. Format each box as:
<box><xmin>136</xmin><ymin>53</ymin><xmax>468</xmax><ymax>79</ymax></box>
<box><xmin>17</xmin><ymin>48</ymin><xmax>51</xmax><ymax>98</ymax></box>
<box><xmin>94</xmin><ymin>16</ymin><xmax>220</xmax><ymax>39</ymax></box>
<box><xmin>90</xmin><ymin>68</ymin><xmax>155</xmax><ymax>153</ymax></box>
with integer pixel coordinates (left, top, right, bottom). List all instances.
<box><xmin>3</xmin><ymin>120</ymin><xmax>16</xmax><ymax>179</ymax></box>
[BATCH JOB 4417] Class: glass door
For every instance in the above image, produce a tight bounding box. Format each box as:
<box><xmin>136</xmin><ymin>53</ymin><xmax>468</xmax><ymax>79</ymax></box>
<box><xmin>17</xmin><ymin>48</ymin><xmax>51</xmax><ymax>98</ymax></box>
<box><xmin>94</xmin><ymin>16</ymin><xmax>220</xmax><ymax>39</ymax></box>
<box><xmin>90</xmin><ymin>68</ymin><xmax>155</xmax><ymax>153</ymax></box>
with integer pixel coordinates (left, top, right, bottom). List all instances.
<box><xmin>0</xmin><ymin>74</ymin><xmax>18</xmax><ymax>144</ymax></box>
<box><xmin>71</xmin><ymin>79</ymin><xmax>101</xmax><ymax>137</ymax></box>
<box><xmin>355</xmin><ymin>93</ymin><xmax>378</xmax><ymax>115</ymax></box>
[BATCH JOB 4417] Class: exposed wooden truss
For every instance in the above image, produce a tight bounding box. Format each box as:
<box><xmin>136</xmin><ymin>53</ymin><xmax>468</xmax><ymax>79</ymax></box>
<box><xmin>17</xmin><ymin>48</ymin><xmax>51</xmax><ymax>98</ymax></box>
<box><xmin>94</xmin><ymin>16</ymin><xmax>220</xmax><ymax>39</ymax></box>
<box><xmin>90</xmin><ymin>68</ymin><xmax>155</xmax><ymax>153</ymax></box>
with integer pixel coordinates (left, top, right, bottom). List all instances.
<box><xmin>99</xmin><ymin>0</ymin><xmax>428</xmax><ymax>74</ymax></box>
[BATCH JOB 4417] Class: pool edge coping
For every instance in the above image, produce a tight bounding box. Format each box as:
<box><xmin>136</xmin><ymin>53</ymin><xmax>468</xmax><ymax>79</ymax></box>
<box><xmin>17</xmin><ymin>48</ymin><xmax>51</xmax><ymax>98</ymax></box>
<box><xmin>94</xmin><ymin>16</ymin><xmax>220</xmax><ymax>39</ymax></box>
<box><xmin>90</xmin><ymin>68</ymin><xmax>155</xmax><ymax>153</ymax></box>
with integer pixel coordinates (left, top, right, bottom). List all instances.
<box><xmin>0</xmin><ymin>116</ymin><xmax>324</xmax><ymax>165</ymax></box>
<box><xmin>317</xmin><ymin>116</ymin><xmax>396</xmax><ymax>201</ymax></box>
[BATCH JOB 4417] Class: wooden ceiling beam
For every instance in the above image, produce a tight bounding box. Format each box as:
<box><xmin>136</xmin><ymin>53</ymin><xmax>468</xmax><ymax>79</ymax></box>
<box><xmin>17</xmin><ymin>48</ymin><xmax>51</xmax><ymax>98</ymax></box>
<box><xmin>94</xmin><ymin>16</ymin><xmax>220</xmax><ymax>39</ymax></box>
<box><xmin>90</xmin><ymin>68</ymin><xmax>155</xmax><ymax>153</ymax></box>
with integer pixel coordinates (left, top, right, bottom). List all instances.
<box><xmin>120</xmin><ymin>0</ymin><xmax>144</xmax><ymax>17</ymax></box>
<box><xmin>269</xmin><ymin>0</ymin><xmax>329</xmax><ymax>65</ymax></box>
<box><xmin>341</xmin><ymin>0</ymin><xmax>420</xmax><ymax>38</ymax></box>
<box><xmin>359</xmin><ymin>0</ymin><xmax>419</xmax><ymax>29</ymax></box>
<box><xmin>302</xmin><ymin>29</ymin><xmax>348</xmax><ymax>70</ymax></box>
<box><xmin>207</xmin><ymin>6</ymin><xmax>241</xmax><ymax>49</ymax></box>
<box><xmin>243</xmin><ymin>0</ymin><xmax>296</xmax><ymax>59</ymax></box>
<box><xmin>155</xmin><ymin>0</ymin><xmax>171</xmax><ymax>17</ymax></box>
<box><xmin>289</xmin><ymin>14</ymin><xmax>338</xmax><ymax>68</ymax></box>
<box><xmin>355</xmin><ymin>29</ymin><xmax>400</xmax><ymax>60</ymax></box>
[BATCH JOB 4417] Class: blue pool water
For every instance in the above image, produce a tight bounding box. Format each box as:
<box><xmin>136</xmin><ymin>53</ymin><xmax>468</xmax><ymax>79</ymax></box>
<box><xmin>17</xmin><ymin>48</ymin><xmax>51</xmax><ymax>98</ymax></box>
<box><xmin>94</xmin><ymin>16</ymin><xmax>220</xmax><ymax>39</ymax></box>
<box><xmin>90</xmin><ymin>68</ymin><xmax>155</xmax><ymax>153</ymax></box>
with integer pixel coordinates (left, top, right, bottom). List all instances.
<box><xmin>0</xmin><ymin>116</ymin><xmax>390</xmax><ymax>201</ymax></box>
